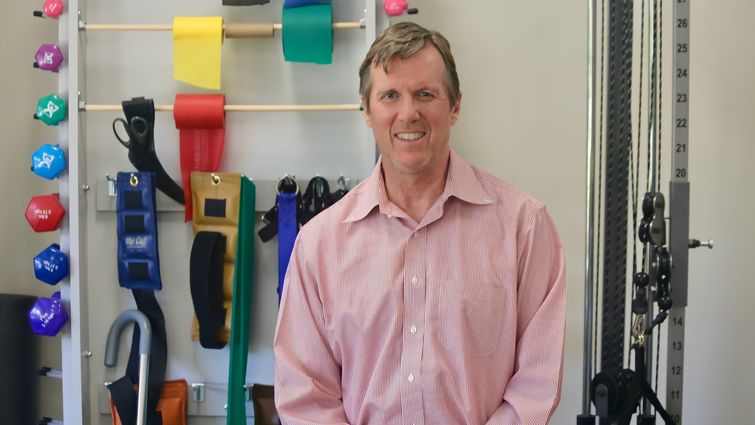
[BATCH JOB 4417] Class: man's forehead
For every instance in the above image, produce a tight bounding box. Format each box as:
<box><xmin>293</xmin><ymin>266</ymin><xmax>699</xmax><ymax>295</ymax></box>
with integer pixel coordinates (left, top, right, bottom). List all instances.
<box><xmin>370</xmin><ymin>53</ymin><xmax>445</xmax><ymax>88</ymax></box>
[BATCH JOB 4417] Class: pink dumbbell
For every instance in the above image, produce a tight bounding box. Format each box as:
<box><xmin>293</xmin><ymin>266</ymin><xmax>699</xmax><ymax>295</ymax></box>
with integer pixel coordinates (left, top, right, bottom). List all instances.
<box><xmin>33</xmin><ymin>0</ymin><xmax>64</xmax><ymax>19</ymax></box>
<box><xmin>383</xmin><ymin>0</ymin><xmax>418</xmax><ymax>16</ymax></box>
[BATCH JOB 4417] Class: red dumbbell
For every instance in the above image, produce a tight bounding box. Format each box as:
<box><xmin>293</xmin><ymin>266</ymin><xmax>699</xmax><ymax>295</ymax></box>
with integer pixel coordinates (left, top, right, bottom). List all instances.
<box><xmin>25</xmin><ymin>194</ymin><xmax>65</xmax><ymax>232</ymax></box>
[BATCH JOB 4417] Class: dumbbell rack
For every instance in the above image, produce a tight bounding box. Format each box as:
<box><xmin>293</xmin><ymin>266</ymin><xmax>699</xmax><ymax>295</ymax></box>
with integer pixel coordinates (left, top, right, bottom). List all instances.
<box><xmin>52</xmin><ymin>1</ymin><xmax>385</xmax><ymax>424</ymax></box>
<box><xmin>57</xmin><ymin>0</ymin><xmax>88</xmax><ymax>423</ymax></box>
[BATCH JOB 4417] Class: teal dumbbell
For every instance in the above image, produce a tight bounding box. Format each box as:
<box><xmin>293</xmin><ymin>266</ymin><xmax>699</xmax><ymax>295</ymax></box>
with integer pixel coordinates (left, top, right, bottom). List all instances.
<box><xmin>34</xmin><ymin>94</ymin><xmax>67</xmax><ymax>126</ymax></box>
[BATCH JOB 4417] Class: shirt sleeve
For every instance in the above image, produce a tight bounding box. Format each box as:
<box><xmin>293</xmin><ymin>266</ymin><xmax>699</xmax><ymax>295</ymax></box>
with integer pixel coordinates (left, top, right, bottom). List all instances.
<box><xmin>485</xmin><ymin>207</ymin><xmax>567</xmax><ymax>425</ymax></box>
<box><xmin>274</xmin><ymin>234</ymin><xmax>351</xmax><ymax>425</ymax></box>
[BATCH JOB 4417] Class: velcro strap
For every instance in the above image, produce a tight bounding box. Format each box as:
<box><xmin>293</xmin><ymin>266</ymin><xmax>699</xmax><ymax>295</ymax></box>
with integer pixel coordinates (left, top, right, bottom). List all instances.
<box><xmin>190</xmin><ymin>231</ymin><xmax>227</xmax><ymax>349</ymax></box>
<box><xmin>116</xmin><ymin>172</ymin><xmax>162</xmax><ymax>290</ymax></box>
<box><xmin>121</xmin><ymin>97</ymin><xmax>185</xmax><ymax>205</ymax></box>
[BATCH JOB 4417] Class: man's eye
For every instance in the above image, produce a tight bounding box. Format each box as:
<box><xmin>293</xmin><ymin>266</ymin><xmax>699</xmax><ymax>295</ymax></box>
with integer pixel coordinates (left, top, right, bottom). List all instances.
<box><xmin>382</xmin><ymin>92</ymin><xmax>398</xmax><ymax>100</ymax></box>
<box><xmin>417</xmin><ymin>91</ymin><xmax>434</xmax><ymax>98</ymax></box>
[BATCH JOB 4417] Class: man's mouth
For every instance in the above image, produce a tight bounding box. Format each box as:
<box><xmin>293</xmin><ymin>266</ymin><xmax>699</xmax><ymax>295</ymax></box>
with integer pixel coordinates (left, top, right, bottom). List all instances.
<box><xmin>394</xmin><ymin>131</ymin><xmax>426</xmax><ymax>141</ymax></box>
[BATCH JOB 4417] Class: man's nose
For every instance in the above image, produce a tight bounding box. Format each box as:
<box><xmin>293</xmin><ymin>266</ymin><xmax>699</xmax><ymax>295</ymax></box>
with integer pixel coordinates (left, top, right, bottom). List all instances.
<box><xmin>397</xmin><ymin>97</ymin><xmax>420</xmax><ymax>122</ymax></box>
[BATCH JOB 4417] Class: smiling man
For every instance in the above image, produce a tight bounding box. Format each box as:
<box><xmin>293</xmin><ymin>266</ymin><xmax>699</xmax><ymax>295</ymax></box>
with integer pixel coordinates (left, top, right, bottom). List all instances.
<box><xmin>274</xmin><ymin>22</ymin><xmax>567</xmax><ymax>425</ymax></box>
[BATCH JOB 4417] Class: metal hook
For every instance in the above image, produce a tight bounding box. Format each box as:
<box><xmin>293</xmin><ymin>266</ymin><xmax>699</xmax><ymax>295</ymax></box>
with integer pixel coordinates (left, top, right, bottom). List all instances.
<box><xmin>211</xmin><ymin>173</ymin><xmax>221</xmax><ymax>185</ymax></box>
<box><xmin>277</xmin><ymin>174</ymin><xmax>299</xmax><ymax>194</ymax></box>
<box><xmin>129</xmin><ymin>174</ymin><xmax>139</xmax><ymax>187</ymax></box>
<box><xmin>106</xmin><ymin>173</ymin><xmax>117</xmax><ymax>197</ymax></box>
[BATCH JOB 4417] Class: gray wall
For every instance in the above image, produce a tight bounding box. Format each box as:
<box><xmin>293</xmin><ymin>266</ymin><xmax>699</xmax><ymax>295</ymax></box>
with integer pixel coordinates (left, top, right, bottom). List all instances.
<box><xmin>2</xmin><ymin>1</ymin><xmax>753</xmax><ymax>424</ymax></box>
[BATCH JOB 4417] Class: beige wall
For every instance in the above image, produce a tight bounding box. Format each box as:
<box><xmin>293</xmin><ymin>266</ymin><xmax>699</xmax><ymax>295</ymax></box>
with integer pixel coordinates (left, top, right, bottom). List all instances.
<box><xmin>2</xmin><ymin>1</ymin><xmax>753</xmax><ymax>424</ymax></box>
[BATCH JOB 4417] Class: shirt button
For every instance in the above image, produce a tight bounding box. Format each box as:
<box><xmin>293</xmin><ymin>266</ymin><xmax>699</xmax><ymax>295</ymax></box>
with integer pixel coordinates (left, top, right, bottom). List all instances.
<box><xmin>411</xmin><ymin>276</ymin><xmax>418</xmax><ymax>285</ymax></box>
<box><xmin>410</xmin><ymin>325</ymin><xmax>417</xmax><ymax>335</ymax></box>
<box><xmin>408</xmin><ymin>373</ymin><xmax>414</xmax><ymax>383</ymax></box>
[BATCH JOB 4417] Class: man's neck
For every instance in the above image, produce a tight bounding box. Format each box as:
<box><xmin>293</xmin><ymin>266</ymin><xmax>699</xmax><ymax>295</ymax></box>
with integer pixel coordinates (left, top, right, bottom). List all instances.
<box><xmin>381</xmin><ymin>155</ymin><xmax>450</xmax><ymax>223</ymax></box>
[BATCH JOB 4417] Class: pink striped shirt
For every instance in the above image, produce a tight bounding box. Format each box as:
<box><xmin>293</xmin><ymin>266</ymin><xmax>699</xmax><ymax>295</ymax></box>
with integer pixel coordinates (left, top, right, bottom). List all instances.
<box><xmin>274</xmin><ymin>149</ymin><xmax>567</xmax><ymax>425</ymax></box>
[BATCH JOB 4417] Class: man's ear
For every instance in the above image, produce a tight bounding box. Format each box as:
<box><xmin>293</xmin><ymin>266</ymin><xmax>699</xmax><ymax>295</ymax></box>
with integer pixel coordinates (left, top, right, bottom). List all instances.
<box><xmin>450</xmin><ymin>91</ymin><xmax>462</xmax><ymax>125</ymax></box>
<box><xmin>361</xmin><ymin>96</ymin><xmax>373</xmax><ymax>128</ymax></box>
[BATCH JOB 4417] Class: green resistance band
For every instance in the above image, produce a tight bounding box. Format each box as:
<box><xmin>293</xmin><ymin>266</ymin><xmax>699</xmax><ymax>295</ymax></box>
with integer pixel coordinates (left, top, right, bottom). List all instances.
<box><xmin>282</xmin><ymin>4</ymin><xmax>333</xmax><ymax>64</ymax></box>
<box><xmin>227</xmin><ymin>176</ymin><xmax>256</xmax><ymax>424</ymax></box>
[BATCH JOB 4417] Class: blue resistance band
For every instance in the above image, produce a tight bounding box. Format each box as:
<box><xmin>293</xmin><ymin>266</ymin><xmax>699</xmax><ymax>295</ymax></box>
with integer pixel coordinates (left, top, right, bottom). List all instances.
<box><xmin>277</xmin><ymin>192</ymin><xmax>298</xmax><ymax>304</ymax></box>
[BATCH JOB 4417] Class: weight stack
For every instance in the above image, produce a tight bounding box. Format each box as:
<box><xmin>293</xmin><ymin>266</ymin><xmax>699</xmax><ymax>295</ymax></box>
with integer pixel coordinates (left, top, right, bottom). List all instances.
<box><xmin>0</xmin><ymin>294</ymin><xmax>39</xmax><ymax>425</ymax></box>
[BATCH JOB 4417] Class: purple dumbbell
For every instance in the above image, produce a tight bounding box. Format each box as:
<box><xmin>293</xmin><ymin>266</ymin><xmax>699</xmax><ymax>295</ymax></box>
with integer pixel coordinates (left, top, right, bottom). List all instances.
<box><xmin>34</xmin><ymin>44</ymin><xmax>64</xmax><ymax>72</ymax></box>
<box><xmin>28</xmin><ymin>292</ymin><xmax>69</xmax><ymax>336</ymax></box>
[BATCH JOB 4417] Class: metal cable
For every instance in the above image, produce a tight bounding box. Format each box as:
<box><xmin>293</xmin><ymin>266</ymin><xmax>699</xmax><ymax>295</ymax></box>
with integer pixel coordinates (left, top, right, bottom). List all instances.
<box><xmin>594</xmin><ymin>0</ymin><xmax>607</xmax><ymax>379</ymax></box>
<box><xmin>629</xmin><ymin>0</ymin><xmax>648</xmax><ymax>369</ymax></box>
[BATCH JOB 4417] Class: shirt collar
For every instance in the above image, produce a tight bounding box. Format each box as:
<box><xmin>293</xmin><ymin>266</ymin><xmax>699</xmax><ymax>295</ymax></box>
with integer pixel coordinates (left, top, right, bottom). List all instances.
<box><xmin>444</xmin><ymin>149</ymin><xmax>494</xmax><ymax>206</ymax></box>
<box><xmin>343</xmin><ymin>148</ymin><xmax>493</xmax><ymax>223</ymax></box>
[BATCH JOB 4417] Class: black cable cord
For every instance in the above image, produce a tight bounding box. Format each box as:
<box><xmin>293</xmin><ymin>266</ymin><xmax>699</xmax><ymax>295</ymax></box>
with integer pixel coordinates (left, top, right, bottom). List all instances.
<box><xmin>657</xmin><ymin>0</ymin><xmax>664</xmax><ymax>192</ymax></box>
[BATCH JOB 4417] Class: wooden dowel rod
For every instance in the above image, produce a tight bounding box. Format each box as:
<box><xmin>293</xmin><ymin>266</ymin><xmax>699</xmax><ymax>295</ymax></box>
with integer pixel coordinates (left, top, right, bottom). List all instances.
<box><xmin>83</xmin><ymin>104</ymin><xmax>362</xmax><ymax>112</ymax></box>
<box><xmin>83</xmin><ymin>21</ymin><xmax>363</xmax><ymax>32</ymax></box>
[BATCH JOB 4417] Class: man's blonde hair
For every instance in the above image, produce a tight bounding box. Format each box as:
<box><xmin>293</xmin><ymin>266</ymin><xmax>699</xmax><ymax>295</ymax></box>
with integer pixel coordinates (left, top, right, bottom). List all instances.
<box><xmin>359</xmin><ymin>22</ymin><xmax>460</xmax><ymax>111</ymax></box>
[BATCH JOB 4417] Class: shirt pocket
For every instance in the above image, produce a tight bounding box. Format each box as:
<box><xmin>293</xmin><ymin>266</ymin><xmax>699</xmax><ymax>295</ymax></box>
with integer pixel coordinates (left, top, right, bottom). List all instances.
<box><xmin>435</xmin><ymin>280</ymin><xmax>506</xmax><ymax>357</ymax></box>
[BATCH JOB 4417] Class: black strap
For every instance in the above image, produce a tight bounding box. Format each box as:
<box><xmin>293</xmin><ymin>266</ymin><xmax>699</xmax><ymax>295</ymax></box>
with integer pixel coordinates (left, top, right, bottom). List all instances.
<box><xmin>190</xmin><ymin>231</ymin><xmax>227</xmax><ymax>349</ymax></box>
<box><xmin>299</xmin><ymin>176</ymin><xmax>331</xmax><ymax>225</ymax></box>
<box><xmin>258</xmin><ymin>204</ymin><xmax>279</xmax><ymax>242</ymax></box>
<box><xmin>601</xmin><ymin>0</ymin><xmax>634</xmax><ymax>375</ymax></box>
<box><xmin>108</xmin><ymin>289</ymin><xmax>167</xmax><ymax>425</ymax></box>
<box><xmin>108</xmin><ymin>376</ymin><xmax>138</xmax><ymax>425</ymax></box>
<box><xmin>121</xmin><ymin>97</ymin><xmax>185</xmax><ymax>205</ymax></box>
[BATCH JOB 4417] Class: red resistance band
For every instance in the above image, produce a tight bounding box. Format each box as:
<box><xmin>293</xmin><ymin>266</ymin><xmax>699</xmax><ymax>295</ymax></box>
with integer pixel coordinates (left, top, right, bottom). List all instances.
<box><xmin>174</xmin><ymin>94</ymin><xmax>226</xmax><ymax>222</ymax></box>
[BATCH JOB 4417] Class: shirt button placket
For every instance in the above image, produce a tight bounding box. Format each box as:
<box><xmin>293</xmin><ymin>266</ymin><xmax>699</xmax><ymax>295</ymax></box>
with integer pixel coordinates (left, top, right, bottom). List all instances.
<box><xmin>401</xmin><ymin>227</ymin><xmax>425</xmax><ymax>425</ymax></box>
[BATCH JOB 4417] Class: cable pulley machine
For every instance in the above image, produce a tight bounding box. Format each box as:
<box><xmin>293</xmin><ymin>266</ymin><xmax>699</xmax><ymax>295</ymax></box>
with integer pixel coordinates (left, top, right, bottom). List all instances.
<box><xmin>577</xmin><ymin>1</ymin><xmax>710</xmax><ymax>424</ymax></box>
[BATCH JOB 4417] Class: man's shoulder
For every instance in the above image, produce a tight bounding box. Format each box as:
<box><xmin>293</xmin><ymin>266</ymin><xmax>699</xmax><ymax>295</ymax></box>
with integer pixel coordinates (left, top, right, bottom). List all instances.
<box><xmin>298</xmin><ymin>180</ymin><xmax>368</xmax><ymax>239</ymax></box>
<box><xmin>470</xmin><ymin>164</ymin><xmax>545</xmax><ymax>214</ymax></box>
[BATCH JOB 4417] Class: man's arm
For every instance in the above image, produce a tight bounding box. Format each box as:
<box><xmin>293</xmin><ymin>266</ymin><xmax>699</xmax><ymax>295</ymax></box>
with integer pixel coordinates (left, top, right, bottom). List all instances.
<box><xmin>485</xmin><ymin>207</ymin><xmax>567</xmax><ymax>425</ymax></box>
<box><xmin>274</xmin><ymin>235</ymin><xmax>350</xmax><ymax>425</ymax></box>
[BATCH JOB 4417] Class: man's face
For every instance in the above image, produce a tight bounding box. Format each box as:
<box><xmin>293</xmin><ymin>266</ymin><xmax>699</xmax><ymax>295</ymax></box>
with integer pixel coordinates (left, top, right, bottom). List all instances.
<box><xmin>363</xmin><ymin>45</ymin><xmax>461</xmax><ymax>178</ymax></box>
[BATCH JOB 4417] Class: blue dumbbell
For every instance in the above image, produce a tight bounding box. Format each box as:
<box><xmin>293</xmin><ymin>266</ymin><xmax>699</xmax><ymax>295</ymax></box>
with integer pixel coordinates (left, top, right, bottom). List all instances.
<box><xmin>31</xmin><ymin>143</ymin><xmax>66</xmax><ymax>180</ymax></box>
<box><xmin>33</xmin><ymin>243</ymin><xmax>69</xmax><ymax>285</ymax></box>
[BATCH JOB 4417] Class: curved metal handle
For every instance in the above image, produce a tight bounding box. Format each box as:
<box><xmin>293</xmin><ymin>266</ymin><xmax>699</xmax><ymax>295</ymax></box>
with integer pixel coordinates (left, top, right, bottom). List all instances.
<box><xmin>104</xmin><ymin>309</ymin><xmax>151</xmax><ymax>367</ymax></box>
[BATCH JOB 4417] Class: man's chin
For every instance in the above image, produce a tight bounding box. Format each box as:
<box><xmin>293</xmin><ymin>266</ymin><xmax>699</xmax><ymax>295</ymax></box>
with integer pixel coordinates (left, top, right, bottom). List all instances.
<box><xmin>389</xmin><ymin>155</ymin><xmax>434</xmax><ymax>176</ymax></box>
